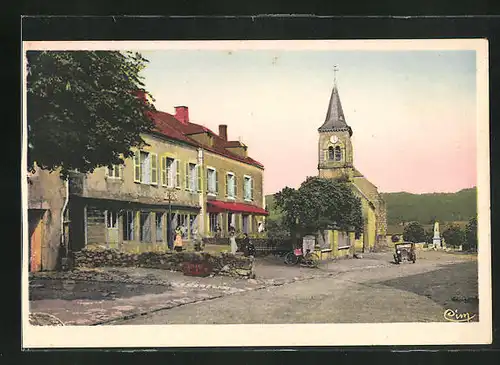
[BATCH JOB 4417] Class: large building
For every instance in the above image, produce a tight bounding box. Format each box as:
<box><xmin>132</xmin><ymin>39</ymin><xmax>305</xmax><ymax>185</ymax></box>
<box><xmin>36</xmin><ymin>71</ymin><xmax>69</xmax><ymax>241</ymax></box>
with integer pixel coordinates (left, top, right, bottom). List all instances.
<box><xmin>27</xmin><ymin>102</ymin><xmax>268</xmax><ymax>271</ymax></box>
<box><xmin>317</xmin><ymin>80</ymin><xmax>387</xmax><ymax>251</ymax></box>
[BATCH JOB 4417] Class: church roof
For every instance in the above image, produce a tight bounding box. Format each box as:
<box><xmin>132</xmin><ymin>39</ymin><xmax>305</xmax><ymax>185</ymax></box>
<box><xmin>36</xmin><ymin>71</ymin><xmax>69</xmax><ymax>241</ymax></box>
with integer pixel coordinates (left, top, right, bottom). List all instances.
<box><xmin>318</xmin><ymin>84</ymin><xmax>353</xmax><ymax>136</ymax></box>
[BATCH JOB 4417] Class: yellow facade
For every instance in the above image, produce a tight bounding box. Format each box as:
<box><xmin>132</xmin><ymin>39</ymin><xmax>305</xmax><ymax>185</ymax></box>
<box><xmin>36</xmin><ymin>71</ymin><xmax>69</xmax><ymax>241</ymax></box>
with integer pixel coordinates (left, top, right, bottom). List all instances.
<box><xmin>70</xmin><ymin>128</ymin><xmax>266</xmax><ymax>252</ymax></box>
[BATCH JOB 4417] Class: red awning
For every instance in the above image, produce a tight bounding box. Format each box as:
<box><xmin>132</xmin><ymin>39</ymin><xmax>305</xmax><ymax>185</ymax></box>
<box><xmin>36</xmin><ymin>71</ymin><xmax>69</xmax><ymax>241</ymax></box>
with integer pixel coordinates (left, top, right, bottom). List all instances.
<box><xmin>207</xmin><ymin>200</ymin><xmax>269</xmax><ymax>216</ymax></box>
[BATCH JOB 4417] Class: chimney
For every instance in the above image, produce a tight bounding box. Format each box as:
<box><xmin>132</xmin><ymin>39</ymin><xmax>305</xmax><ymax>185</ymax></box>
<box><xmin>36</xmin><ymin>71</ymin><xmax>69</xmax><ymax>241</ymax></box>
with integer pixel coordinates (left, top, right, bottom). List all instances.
<box><xmin>174</xmin><ymin>106</ymin><xmax>189</xmax><ymax>124</ymax></box>
<box><xmin>219</xmin><ymin>124</ymin><xmax>228</xmax><ymax>141</ymax></box>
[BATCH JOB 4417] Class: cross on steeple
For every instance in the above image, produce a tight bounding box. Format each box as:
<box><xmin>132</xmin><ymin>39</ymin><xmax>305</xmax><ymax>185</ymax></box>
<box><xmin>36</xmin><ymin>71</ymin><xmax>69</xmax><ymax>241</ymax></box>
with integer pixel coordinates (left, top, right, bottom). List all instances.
<box><xmin>333</xmin><ymin>65</ymin><xmax>339</xmax><ymax>86</ymax></box>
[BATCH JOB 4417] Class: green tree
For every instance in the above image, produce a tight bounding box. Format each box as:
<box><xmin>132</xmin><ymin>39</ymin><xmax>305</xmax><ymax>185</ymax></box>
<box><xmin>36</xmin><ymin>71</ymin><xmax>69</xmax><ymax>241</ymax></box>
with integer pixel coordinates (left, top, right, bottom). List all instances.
<box><xmin>442</xmin><ymin>224</ymin><xmax>466</xmax><ymax>248</ymax></box>
<box><xmin>464</xmin><ymin>217</ymin><xmax>478</xmax><ymax>251</ymax></box>
<box><xmin>274</xmin><ymin>177</ymin><xmax>363</xmax><ymax>243</ymax></box>
<box><xmin>403</xmin><ymin>221</ymin><xmax>426</xmax><ymax>243</ymax></box>
<box><xmin>27</xmin><ymin>51</ymin><xmax>155</xmax><ymax>177</ymax></box>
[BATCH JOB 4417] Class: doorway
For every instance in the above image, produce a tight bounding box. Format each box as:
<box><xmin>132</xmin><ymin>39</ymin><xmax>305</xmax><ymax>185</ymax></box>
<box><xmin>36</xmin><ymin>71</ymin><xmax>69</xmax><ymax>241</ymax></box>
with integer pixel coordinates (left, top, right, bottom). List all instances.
<box><xmin>28</xmin><ymin>209</ymin><xmax>44</xmax><ymax>272</ymax></box>
<box><xmin>106</xmin><ymin>210</ymin><xmax>119</xmax><ymax>244</ymax></box>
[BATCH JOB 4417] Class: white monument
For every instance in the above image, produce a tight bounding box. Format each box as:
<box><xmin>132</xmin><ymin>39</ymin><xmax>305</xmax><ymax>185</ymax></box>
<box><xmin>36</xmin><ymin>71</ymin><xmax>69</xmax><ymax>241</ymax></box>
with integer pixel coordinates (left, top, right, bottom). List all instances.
<box><xmin>432</xmin><ymin>221</ymin><xmax>441</xmax><ymax>249</ymax></box>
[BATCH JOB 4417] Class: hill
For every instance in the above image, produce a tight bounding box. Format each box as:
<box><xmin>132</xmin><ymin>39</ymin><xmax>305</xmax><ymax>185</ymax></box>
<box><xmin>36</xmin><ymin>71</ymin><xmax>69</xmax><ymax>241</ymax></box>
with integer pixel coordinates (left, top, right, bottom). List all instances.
<box><xmin>266</xmin><ymin>187</ymin><xmax>477</xmax><ymax>233</ymax></box>
<box><xmin>382</xmin><ymin>187</ymin><xmax>477</xmax><ymax>226</ymax></box>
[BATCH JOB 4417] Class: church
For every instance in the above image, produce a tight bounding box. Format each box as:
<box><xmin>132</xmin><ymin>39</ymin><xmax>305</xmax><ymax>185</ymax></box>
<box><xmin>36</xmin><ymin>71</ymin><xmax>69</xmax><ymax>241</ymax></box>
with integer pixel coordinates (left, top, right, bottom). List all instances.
<box><xmin>317</xmin><ymin>75</ymin><xmax>387</xmax><ymax>252</ymax></box>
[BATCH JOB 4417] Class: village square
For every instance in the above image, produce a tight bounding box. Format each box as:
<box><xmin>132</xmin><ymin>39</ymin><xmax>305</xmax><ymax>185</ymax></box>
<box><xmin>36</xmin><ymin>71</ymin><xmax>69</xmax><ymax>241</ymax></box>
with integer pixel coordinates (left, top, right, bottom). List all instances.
<box><xmin>26</xmin><ymin>49</ymin><xmax>479</xmax><ymax>326</ymax></box>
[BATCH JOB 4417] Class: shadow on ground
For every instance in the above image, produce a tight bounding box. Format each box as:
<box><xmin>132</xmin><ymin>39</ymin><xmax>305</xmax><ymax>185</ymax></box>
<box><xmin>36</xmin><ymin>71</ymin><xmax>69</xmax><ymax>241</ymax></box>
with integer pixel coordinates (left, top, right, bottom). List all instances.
<box><xmin>373</xmin><ymin>261</ymin><xmax>479</xmax><ymax>320</ymax></box>
<box><xmin>29</xmin><ymin>279</ymin><xmax>172</xmax><ymax>301</ymax></box>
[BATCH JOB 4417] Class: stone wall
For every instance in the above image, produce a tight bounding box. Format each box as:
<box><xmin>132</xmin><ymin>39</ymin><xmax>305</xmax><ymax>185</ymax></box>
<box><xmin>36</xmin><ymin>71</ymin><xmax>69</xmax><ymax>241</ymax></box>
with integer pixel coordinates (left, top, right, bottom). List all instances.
<box><xmin>72</xmin><ymin>248</ymin><xmax>255</xmax><ymax>278</ymax></box>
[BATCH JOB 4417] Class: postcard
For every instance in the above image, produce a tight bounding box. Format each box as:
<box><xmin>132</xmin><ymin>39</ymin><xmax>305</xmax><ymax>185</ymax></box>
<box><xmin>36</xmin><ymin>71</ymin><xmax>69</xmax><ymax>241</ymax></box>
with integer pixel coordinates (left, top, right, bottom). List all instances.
<box><xmin>22</xmin><ymin>39</ymin><xmax>491</xmax><ymax>348</ymax></box>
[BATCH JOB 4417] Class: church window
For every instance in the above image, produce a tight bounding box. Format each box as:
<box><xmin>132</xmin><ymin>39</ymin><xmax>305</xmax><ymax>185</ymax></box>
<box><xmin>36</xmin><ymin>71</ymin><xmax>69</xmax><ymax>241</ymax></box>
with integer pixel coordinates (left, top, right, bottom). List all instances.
<box><xmin>334</xmin><ymin>146</ymin><xmax>342</xmax><ymax>161</ymax></box>
<box><xmin>328</xmin><ymin>146</ymin><xmax>335</xmax><ymax>160</ymax></box>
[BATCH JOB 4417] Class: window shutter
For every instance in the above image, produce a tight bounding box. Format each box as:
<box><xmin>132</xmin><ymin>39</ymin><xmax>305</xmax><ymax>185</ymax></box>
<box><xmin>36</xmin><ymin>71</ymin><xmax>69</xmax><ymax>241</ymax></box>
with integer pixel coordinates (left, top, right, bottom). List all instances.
<box><xmin>234</xmin><ymin>175</ymin><xmax>238</xmax><ymax>198</ymax></box>
<box><xmin>151</xmin><ymin>153</ymin><xmax>158</xmax><ymax>185</ymax></box>
<box><xmin>133</xmin><ymin>151</ymin><xmax>141</xmax><ymax>182</ymax></box>
<box><xmin>250</xmin><ymin>177</ymin><xmax>254</xmax><ymax>201</ymax></box>
<box><xmin>197</xmin><ymin>165</ymin><xmax>202</xmax><ymax>192</ymax></box>
<box><xmin>161</xmin><ymin>156</ymin><xmax>167</xmax><ymax>186</ymax></box>
<box><xmin>225</xmin><ymin>174</ymin><xmax>228</xmax><ymax>196</ymax></box>
<box><xmin>175</xmin><ymin>160</ymin><xmax>181</xmax><ymax>188</ymax></box>
<box><xmin>206</xmin><ymin>168</ymin><xmax>209</xmax><ymax>192</ymax></box>
<box><xmin>185</xmin><ymin>162</ymin><xmax>190</xmax><ymax>190</ymax></box>
<box><xmin>215</xmin><ymin>170</ymin><xmax>219</xmax><ymax>194</ymax></box>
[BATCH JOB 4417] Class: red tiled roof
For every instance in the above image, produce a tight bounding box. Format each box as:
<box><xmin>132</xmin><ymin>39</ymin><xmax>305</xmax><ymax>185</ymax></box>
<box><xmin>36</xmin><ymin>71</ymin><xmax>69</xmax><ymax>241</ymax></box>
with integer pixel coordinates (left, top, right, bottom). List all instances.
<box><xmin>149</xmin><ymin>110</ymin><xmax>264</xmax><ymax>169</ymax></box>
<box><xmin>207</xmin><ymin>200</ymin><xmax>269</xmax><ymax>215</ymax></box>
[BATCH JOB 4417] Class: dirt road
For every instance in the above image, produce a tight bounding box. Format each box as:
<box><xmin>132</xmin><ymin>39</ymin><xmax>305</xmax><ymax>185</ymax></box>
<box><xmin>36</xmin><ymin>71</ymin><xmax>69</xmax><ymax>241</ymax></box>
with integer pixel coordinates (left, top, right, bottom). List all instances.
<box><xmin>112</xmin><ymin>252</ymin><xmax>478</xmax><ymax>325</ymax></box>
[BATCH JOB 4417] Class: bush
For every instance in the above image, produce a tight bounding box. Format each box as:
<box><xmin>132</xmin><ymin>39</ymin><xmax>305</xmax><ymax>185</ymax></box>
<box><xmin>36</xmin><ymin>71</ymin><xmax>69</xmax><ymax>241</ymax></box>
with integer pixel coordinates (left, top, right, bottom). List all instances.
<box><xmin>442</xmin><ymin>224</ymin><xmax>465</xmax><ymax>248</ymax></box>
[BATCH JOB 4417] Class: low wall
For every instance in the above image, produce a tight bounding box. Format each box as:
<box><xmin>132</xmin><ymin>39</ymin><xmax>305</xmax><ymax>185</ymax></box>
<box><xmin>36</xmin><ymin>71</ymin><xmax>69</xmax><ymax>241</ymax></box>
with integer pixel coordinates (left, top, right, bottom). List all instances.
<box><xmin>72</xmin><ymin>248</ymin><xmax>255</xmax><ymax>278</ymax></box>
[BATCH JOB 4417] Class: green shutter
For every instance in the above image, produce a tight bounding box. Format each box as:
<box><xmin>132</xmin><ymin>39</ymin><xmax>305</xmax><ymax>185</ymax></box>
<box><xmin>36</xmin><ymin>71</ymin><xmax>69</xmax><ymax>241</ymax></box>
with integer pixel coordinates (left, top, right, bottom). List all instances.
<box><xmin>215</xmin><ymin>170</ymin><xmax>219</xmax><ymax>194</ymax></box>
<box><xmin>250</xmin><ymin>177</ymin><xmax>254</xmax><ymax>201</ymax></box>
<box><xmin>133</xmin><ymin>151</ymin><xmax>141</xmax><ymax>182</ymax></box>
<box><xmin>225</xmin><ymin>173</ymin><xmax>228</xmax><ymax>196</ymax></box>
<box><xmin>197</xmin><ymin>165</ymin><xmax>202</xmax><ymax>192</ymax></box>
<box><xmin>150</xmin><ymin>153</ymin><xmax>158</xmax><ymax>185</ymax></box>
<box><xmin>234</xmin><ymin>175</ymin><xmax>238</xmax><ymax>198</ymax></box>
<box><xmin>161</xmin><ymin>156</ymin><xmax>166</xmax><ymax>186</ymax></box>
<box><xmin>185</xmin><ymin>162</ymin><xmax>190</xmax><ymax>190</ymax></box>
<box><xmin>175</xmin><ymin>160</ymin><xmax>181</xmax><ymax>188</ymax></box>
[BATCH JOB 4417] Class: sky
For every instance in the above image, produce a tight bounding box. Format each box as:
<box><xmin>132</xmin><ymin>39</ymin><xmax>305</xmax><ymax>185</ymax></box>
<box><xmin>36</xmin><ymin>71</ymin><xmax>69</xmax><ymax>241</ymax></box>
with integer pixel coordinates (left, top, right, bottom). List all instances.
<box><xmin>139</xmin><ymin>48</ymin><xmax>477</xmax><ymax>195</ymax></box>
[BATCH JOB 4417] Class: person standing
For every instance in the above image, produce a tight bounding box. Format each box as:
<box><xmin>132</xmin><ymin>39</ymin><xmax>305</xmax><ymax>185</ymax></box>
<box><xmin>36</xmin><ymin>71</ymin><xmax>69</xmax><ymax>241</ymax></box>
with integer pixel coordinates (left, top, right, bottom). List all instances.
<box><xmin>229</xmin><ymin>230</ymin><xmax>238</xmax><ymax>255</ymax></box>
<box><xmin>174</xmin><ymin>226</ymin><xmax>184</xmax><ymax>252</ymax></box>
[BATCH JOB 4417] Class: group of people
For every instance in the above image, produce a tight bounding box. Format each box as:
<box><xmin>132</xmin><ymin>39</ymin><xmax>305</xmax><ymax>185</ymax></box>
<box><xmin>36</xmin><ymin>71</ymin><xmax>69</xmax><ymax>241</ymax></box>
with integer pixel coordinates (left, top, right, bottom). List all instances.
<box><xmin>172</xmin><ymin>222</ymin><xmax>261</xmax><ymax>256</ymax></box>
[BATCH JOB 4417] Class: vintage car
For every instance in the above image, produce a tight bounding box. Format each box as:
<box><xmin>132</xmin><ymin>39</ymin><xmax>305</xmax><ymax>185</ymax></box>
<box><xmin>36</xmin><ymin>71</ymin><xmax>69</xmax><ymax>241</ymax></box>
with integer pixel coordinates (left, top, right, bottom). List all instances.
<box><xmin>393</xmin><ymin>242</ymin><xmax>416</xmax><ymax>264</ymax></box>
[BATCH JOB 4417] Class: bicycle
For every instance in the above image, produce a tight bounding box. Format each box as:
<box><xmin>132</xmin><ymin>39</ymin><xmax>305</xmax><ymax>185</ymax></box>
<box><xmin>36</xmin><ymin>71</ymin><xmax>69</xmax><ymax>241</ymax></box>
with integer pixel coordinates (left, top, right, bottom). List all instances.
<box><xmin>284</xmin><ymin>247</ymin><xmax>320</xmax><ymax>268</ymax></box>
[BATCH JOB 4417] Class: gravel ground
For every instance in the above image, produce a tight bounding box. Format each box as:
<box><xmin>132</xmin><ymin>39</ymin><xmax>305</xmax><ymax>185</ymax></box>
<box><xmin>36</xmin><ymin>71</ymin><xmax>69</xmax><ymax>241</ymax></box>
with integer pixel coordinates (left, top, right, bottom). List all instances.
<box><xmin>113</xmin><ymin>251</ymin><xmax>478</xmax><ymax>325</ymax></box>
<box><xmin>29</xmin><ymin>250</ymin><xmax>478</xmax><ymax>325</ymax></box>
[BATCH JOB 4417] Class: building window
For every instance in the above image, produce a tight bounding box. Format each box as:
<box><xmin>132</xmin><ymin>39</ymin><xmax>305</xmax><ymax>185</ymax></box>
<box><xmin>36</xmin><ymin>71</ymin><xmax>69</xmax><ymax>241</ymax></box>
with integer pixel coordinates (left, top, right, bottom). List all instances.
<box><xmin>106</xmin><ymin>165</ymin><xmax>122</xmax><ymax>179</ymax></box>
<box><xmin>226</xmin><ymin>172</ymin><xmax>236</xmax><ymax>199</ymax></box>
<box><xmin>228</xmin><ymin>212</ymin><xmax>235</xmax><ymax>232</ymax></box>
<box><xmin>185</xmin><ymin>162</ymin><xmax>198</xmax><ymax>192</ymax></box>
<box><xmin>155</xmin><ymin>213</ymin><xmax>163</xmax><ymax>242</ymax></box>
<box><xmin>176</xmin><ymin>214</ymin><xmax>189</xmax><ymax>239</ymax></box>
<box><xmin>140</xmin><ymin>211</ymin><xmax>152</xmax><ymax>242</ymax></box>
<box><xmin>207</xmin><ymin>167</ymin><xmax>218</xmax><ymax>195</ymax></box>
<box><xmin>162</xmin><ymin>157</ymin><xmax>177</xmax><ymax>188</ymax></box>
<box><xmin>190</xmin><ymin>214</ymin><xmax>198</xmax><ymax>238</ymax></box>
<box><xmin>244</xmin><ymin>175</ymin><xmax>253</xmax><ymax>201</ymax></box>
<box><xmin>133</xmin><ymin>150</ymin><xmax>158</xmax><ymax>185</ymax></box>
<box><xmin>328</xmin><ymin>146</ymin><xmax>335</xmax><ymax>160</ymax></box>
<box><xmin>123</xmin><ymin>211</ymin><xmax>134</xmax><ymax>241</ymax></box>
<box><xmin>334</xmin><ymin>146</ymin><xmax>342</xmax><ymax>161</ymax></box>
<box><xmin>242</xmin><ymin>214</ymin><xmax>249</xmax><ymax>234</ymax></box>
<box><xmin>209</xmin><ymin>213</ymin><xmax>219</xmax><ymax>233</ymax></box>
<box><xmin>106</xmin><ymin>210</ymin><xmax>118</xmax><ymax>228</ymax></box>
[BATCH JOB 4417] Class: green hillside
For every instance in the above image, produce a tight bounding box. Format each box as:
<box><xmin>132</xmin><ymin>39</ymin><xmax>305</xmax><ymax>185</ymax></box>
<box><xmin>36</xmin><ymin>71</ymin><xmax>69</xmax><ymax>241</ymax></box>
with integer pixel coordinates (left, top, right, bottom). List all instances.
<box><xmin>266</xmin><ymin>187</ymin><xmax>477</xmax><ymax>231</ymax></box>
<box><xmin>382</xmin><ymin>187</ymin><xmax>477</xmax><ymax>226</ymax></box>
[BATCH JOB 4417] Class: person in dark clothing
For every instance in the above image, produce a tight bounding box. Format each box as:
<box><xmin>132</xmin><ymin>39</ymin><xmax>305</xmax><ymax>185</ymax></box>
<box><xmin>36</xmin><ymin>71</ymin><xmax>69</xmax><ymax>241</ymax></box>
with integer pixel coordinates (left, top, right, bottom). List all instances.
<box><xmin>242</xmin><ymin>233</ymin><xmax>255</xmax><ymax>257</ymax></box>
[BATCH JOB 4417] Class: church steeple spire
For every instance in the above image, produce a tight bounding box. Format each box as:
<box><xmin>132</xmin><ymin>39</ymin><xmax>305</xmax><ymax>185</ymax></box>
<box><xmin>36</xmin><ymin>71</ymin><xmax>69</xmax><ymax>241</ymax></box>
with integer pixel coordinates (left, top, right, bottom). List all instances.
<box><xmin>318</xmin><ymin>66</ymin><xmax>352</xmax><ymax>136</ymax></box>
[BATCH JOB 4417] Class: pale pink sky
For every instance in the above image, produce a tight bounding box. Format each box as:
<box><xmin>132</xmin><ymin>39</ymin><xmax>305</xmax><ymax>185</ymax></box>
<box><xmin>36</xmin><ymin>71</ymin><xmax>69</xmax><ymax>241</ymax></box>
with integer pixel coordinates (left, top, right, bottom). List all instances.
<box><xmin>140</xmin><ymin>49</ymin><xmax>477</xmax><ymax>195</ymax></box>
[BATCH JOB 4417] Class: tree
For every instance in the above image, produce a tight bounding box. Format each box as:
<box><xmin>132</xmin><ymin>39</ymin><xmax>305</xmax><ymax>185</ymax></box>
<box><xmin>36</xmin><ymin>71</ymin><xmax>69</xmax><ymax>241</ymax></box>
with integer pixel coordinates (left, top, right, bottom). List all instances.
<box><xmin>424</xmin><ymin>229</ymin><xmax>434</xmax><ymax>244</ymax></box>
<box><xmin>442</xmin><ymin>224</ymin><xmax>465</xmax><ymax>248</ymax></box>
<box><xmin>27</xmin><ymin>51</ymin><xmax>156</xmax><ymax>177</ymax></box>
<box><xmin>403</xmin><ymin>221</ymin><xmax>426</xmax><ymax>243</ymax></box>
<box><xmin>274</xmin><ymin>177</ymin><xmax>363</xmax><ymax>243</ymax></box>
<box><xmin>464</xmin><ymin>217</ymin><xmax>477</xmax><ymax>251</ymax></box>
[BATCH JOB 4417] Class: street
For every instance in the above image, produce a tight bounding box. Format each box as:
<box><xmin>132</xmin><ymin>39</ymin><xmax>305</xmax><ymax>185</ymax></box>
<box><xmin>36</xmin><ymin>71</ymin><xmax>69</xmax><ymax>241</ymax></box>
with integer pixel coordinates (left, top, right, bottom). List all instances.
<box><xmin>29</xmin><ymin>250</ymin><xmax>478</xmax><ymax>325</ymax></box>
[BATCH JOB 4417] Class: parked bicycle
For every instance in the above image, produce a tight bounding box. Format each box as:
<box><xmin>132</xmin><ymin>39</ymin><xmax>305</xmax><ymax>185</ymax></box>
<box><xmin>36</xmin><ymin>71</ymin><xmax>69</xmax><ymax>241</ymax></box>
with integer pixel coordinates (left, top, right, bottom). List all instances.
<box><xmin>284</xmin><ymin>247</ymin><xmax>320</xmax><ymax>268</ymax></box>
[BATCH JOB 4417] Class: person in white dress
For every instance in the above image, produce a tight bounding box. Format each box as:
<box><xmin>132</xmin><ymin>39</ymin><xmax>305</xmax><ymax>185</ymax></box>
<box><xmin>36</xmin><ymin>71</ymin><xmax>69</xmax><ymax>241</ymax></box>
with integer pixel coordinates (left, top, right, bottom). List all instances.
<box><xmin>229</xmin><ymin>230</ymin><xmax>238</xmax><ymax>254</ymax></box>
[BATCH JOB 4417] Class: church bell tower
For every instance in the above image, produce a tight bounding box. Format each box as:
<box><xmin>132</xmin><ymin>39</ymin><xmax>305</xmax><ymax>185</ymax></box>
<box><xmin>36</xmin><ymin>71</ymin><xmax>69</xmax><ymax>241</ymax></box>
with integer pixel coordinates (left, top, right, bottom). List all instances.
<box><xmin>318</xmin><ymin>67</ymin><xmax>354</xmax><ymax>180</ymax></box>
